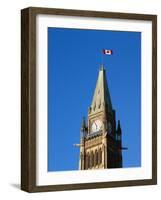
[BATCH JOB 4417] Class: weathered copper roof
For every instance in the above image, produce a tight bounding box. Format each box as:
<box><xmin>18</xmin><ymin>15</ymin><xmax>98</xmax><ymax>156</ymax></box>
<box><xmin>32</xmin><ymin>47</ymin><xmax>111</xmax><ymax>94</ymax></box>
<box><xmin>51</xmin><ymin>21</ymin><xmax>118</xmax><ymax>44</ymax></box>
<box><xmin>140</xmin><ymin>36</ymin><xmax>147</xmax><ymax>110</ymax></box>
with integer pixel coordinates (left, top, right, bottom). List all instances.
<box><xmin>90</xmin><ymin>66</ymin><xmax>112</xmax><ymax>114</ymax></box>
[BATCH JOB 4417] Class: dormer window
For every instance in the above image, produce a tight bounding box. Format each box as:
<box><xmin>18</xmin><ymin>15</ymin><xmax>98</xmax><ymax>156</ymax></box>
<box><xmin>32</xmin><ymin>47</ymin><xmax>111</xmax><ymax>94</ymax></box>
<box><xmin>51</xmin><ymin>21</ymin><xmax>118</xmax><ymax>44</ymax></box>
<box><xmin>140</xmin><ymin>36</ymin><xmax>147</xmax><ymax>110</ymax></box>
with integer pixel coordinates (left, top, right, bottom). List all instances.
<box><xmin>98</xmin><ymin>101</ymin><xmax>101</xmax><ymax>109</ymax></box>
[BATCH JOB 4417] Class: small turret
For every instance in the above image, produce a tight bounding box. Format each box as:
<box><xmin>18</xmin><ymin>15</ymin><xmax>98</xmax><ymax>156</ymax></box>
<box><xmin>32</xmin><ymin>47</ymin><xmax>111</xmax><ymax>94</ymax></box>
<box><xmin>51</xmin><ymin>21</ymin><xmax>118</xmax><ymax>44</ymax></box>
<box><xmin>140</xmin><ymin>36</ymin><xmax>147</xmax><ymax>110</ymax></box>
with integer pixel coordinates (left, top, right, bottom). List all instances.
<box><xmin>80</xmin><ymin>117</ymin><xmax>87</xmax><ymax>138</ymax></box>
<box><xmin>116</xmin><ymin>120</ymin><xmax>122</xmax><ymax>141</ymax></box>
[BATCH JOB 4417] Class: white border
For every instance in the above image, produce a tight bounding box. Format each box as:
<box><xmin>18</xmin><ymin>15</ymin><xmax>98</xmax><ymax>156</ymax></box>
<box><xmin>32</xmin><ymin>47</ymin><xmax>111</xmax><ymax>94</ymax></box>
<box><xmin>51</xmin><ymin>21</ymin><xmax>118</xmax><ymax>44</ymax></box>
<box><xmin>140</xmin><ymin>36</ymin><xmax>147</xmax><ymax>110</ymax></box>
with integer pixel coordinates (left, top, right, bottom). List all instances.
<box><xmin>36</xmin><ymin>14</ymin><xmax>152</xmax><ymax>186</ymax></box>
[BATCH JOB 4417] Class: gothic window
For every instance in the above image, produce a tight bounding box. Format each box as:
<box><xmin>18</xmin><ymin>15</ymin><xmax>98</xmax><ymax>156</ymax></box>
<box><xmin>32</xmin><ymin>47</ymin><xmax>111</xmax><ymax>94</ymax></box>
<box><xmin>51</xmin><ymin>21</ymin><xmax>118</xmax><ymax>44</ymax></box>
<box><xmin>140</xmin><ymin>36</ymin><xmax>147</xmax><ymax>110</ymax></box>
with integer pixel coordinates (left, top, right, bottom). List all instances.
<box><xmin>85</xmin><ymin>153</ymin><xmax>89</xmax><ymax>169</ymax></box>
<box><xmin>98</xmin><ymin>148</ymin><xmax>102</xmax><ymax>165</ymax></box>
<box><xmin>100</xmin><ymin>149</ymin><xmax>102</xmax><ymax>164</ymax></box>
<box><xmin>94</xmin><ymin>150</ymin><xmax>96</xmax><ymax>166</ymax></box>
<box><xmin>91</xmin><ymin>151</ymin><xmax>94</xmax><ymax>168</ymax></box>
<box><xmin>90</xmin><ymin>151</ymin><xmax>94</xmax><ymax>168</ymax></box>
<box><xmin>98</xmin><ymin>102</ymin><xmax>101</xmax><ymax>109</ymax></box>
<box><xmin>94</xmin><ymin>150</ymin><xmax>98</xmax><ymax>166</ymax></box>
<box><xmin>80</xmin><ymin>153</ymin><xmax>83</xmax><ymax>169</ymax></box>
<box><xmin>98</xmin><ymin>149</ymin><xmax>100</xmax><ymax>164</ymax></box>
<box><xmin>89</xmin><ymin>152</ymin><xmax>91</xmax><ymax>169</ymax></box>
<box><xmin>98</xmin><ymin>99</ymin><xmax>101</xmax><ymax>109</ymax></box>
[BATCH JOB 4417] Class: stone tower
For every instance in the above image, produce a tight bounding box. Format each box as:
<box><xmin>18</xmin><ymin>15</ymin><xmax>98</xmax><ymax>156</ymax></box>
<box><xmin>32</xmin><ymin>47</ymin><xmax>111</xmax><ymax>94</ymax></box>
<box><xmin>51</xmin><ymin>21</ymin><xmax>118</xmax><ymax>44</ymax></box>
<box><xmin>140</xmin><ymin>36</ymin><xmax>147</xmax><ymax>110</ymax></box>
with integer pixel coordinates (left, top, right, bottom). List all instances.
<box><xmin>79</xmin><ymin>66</ymin><xmax>122</xmax><ymax>170</ymax></box>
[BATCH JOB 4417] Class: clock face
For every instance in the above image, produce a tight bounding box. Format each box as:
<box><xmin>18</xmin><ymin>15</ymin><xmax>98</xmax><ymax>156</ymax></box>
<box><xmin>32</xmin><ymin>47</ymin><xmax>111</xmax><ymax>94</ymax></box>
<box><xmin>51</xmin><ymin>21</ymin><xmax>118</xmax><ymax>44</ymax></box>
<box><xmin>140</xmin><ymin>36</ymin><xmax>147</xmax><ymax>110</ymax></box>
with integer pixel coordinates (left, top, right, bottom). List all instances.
<box><xmin>91</xmin><ymin>120</ymin><xmax>102</xmax><ymax>133</ymax></box>
<box><xmin>107</xmin><ymin>122</ymin><xmax>112</xmax><ymax>134</ymax></box>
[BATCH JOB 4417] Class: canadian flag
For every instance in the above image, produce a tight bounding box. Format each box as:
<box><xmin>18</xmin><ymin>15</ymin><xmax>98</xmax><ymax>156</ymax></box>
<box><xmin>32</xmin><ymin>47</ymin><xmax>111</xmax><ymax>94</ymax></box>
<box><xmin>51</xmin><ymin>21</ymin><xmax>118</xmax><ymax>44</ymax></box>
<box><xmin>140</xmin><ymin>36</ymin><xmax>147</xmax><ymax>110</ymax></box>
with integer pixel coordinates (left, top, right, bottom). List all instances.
<box><xmin>102</xmin><ymin>49</ymin><xmax>113</xmax><ymax>55</ymax></box>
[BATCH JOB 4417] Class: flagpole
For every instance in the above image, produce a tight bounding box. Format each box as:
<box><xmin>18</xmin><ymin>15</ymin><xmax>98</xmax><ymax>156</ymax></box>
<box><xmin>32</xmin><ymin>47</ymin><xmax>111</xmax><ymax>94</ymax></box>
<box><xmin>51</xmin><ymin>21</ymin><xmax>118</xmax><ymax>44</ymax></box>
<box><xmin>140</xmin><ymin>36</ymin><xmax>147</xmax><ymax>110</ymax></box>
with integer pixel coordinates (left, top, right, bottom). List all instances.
<box><xmin>101</xmin><ymin>50</ymin><xmax>104</xmax><ymax>67</ymax></box>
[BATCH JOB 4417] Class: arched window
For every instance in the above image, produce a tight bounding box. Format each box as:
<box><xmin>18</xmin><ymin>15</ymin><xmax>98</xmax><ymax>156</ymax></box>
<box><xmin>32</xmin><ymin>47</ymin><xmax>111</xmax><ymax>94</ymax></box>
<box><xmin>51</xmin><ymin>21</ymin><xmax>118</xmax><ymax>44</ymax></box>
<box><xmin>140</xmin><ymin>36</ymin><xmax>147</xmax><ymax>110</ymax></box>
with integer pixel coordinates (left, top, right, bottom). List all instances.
<box><xmin>94</xmin><ymin>150</ymin><xmax>96</xmax><ymax>167</ymax></box>
<box><xmin>89</xmin><ymin>151</ymin><xmax>92</xmax><ymax>168</ymax></box>
<box><xmin>98</xmin><ymin>100</ymin><xmax>101</xmax><ymax>109</ymax></box>
<box><xmin>100</xmin><ymin>149</ymin><xmax>102</xmax><ymax>164</ymax></box>
<box><xmin>85</xmin><ymin>152</ymin><xmax>89</xmax><ymax>169</ymax></box>
<box><xmin>80</xmin><ymin>153</ymin><xmax>83</xmax><ymax>169</ymax></box>
<box><xmin>94</xmin><ymin>150</ymin><xmax>98</xmax><ymax>166</ymax></box>
<box><xmin>91</xmin><ymin>151</ymin><xmax>94</xmax><ymax>168</ymax></box>
<box><xmin>98</xmin><ymin>148</ymin><xmax>102</xmax><ymax>165</ymax></box>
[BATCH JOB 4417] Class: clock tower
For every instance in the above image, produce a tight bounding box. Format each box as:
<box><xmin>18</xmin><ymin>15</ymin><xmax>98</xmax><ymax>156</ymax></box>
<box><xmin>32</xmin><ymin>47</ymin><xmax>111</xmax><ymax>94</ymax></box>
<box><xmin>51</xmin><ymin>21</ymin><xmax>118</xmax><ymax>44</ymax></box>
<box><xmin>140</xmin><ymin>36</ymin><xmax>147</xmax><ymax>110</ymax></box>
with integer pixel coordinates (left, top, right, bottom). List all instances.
<box><xmin>79</xmin><ymin>66</ymin><xmax>123</xmax><ymax>170</ymax></box>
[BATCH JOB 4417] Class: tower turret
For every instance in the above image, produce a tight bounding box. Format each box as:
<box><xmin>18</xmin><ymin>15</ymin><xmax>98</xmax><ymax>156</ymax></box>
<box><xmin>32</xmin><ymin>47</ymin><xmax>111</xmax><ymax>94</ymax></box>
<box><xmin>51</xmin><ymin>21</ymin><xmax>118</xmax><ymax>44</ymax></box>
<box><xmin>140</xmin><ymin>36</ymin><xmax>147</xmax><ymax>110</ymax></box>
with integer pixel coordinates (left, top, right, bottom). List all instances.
<box><xmin>116</xmin><ymin>120</ymin><xmax>123</xmax><ymax>167</ymax></box>
<box><xmin>116</xmin><ymin>120</ymin><xmax>122</xmax><ymax>141</ymax></box>
<box><xmin>80</xmin><ymin>117</ymin><xmax>87</xmax><ymax>138</ymax></box>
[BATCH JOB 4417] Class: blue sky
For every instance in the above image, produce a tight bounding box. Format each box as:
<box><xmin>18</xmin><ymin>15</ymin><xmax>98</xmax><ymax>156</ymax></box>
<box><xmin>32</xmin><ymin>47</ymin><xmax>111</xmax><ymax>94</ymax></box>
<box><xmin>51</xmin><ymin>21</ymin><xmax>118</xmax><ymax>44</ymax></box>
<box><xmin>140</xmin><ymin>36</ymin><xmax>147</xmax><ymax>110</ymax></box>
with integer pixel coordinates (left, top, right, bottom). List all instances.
<box><xmin>48</xmin><ymin>27</ymin><xmax>141</xmax><ymax>171</ymax></box>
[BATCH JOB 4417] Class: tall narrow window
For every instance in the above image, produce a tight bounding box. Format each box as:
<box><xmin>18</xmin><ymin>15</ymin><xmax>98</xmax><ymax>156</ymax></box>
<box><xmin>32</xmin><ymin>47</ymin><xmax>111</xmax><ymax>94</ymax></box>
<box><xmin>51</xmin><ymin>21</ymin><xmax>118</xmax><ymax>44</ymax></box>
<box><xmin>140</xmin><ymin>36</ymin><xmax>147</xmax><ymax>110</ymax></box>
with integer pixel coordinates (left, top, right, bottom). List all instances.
<box><xmin>85</xmin><ymin>152</ymin><xmax>89</xmax><ymax>169</ymax></box>
<box><xmin>95</xmin><ymin>150</ymin><xmax>98</xmax><ymax>166</ymax></box>
<box><xmin>98</xmin><ymin>149</ymin><xmax>100</xmax><ymax>164</ymax></box>
<box><xmin>94</xmin><ymin>151</ymin><xmax>96</xmax><ymax>167</ymax></box>
<box><xmin>88</xmin><ymin>152</ymin><xmax>90</xmax><ymax>169</ymax></box>
<box><xmin>98</xmin><ymin>100</ymin><xmax>101</xmax><ymax>109</ymax></box>
<box><xmin>100</xmin><ymin>149</ymin><xmax>102</xmax><ymax>164</ymax></box>
<box><xmin>91</xmin><ymin>151</ymin><xmax>94</xmax><ymax>168</ymax></box>
<box><xmin>98</xmin><ymin>148</ymin><xmax>102</xmax><ymax>165</ymax></box>
<box><xmin>80</xmin><ymin>153</ymin><xmax>83</xmax><ymax>169</ymax></box>
<box><xmin>98</xmin><ymin>149</ymin><xmax>102</xmax><ymax>165</ymax></box>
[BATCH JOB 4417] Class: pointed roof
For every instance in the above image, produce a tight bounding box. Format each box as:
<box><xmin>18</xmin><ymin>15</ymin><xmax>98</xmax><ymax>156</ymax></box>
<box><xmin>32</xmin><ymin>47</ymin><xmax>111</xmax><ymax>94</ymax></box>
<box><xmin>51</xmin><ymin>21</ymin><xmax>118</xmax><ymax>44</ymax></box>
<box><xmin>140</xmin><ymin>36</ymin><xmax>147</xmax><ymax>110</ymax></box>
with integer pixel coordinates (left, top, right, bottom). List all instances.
<box><xmin>89</xmin><ymin>65</ymin><xmax>112</xmax><ymax>114</ymax></box>
<box><xmin>81</xmin><ymin>117</ymin><xmax>86</xmax><ymax>132</ymax></box>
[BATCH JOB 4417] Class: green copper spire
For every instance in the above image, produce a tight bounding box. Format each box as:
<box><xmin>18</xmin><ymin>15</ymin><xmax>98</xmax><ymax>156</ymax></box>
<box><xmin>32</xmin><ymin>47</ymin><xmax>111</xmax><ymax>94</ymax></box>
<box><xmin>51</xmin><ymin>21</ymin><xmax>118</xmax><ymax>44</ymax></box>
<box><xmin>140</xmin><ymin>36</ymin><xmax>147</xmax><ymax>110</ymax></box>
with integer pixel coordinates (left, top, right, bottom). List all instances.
<box><xmin>89</xmin><ymin>67</ymin><xmax>112</xmax><ymax>114</ymax></box>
